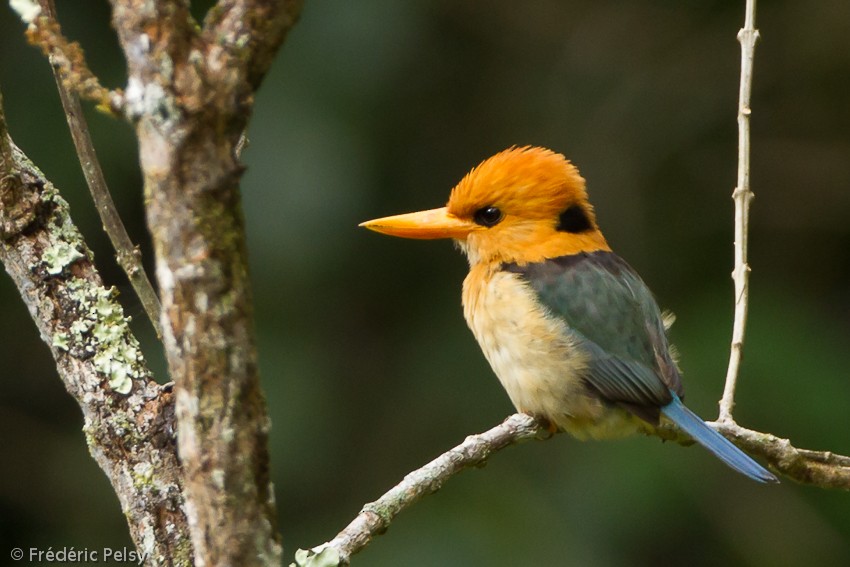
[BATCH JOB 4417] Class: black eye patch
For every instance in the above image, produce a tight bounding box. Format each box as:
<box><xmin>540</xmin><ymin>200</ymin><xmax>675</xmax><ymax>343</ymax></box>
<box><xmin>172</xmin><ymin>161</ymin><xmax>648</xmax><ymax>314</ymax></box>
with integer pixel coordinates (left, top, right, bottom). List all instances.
<box><xmin>556</xmin><ymin>205</ymin><xmax>592</xmax><ymax>233</ymax></box>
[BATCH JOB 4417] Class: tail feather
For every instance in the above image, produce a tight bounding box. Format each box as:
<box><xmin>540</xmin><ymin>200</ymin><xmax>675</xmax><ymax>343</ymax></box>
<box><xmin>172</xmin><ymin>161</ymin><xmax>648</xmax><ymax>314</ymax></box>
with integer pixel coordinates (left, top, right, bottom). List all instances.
<box><xmin>661</xmin><ymin>395</ymin><xmax>778</xmax><ymax>484</ymax></box>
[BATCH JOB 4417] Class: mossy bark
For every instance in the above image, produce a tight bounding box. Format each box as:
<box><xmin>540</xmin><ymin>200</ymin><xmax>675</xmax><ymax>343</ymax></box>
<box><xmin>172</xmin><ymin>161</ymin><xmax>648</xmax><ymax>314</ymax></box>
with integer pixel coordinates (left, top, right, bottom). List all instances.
<box><xmin>0</xmin><ymin>98</ymin><xmax>192</xmax><ymax>565</ymax></box>
<box><xmin>109</xmin><ymin>1</ymin><xmax>302</xmax><ymax>565</ymax></box>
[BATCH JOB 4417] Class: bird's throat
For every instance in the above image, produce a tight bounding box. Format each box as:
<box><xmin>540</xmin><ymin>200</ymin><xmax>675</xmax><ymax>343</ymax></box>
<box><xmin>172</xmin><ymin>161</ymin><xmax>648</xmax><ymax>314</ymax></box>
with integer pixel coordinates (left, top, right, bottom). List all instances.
<box><xmin>463</xmin><ymin>227</ymin><xmax>610</xmax><ymax>267</ymax></box>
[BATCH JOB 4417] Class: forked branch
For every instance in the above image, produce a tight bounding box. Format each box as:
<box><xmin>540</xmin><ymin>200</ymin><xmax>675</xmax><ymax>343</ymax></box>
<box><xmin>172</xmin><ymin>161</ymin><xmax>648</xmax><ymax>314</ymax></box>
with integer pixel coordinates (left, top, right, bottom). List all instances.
<box><xmin>298</xmin><ymin>412</ymin><xmax>849</xmax><ymax>565</ymax></box>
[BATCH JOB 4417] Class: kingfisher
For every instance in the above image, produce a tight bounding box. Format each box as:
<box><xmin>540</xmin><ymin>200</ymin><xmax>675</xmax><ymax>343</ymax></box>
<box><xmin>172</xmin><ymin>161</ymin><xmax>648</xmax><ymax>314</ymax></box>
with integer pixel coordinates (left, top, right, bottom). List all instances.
<box><xmin>361</xmin><ymin>146</ymin><xmax>776</xmax><ymax>483</ymax></box>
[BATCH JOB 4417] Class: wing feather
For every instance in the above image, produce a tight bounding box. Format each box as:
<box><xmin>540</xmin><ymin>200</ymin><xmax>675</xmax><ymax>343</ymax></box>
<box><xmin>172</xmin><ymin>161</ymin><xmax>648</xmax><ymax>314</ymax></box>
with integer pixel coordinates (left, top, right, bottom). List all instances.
<box><xmin>503</xmin><ymin>251</ymin><xmax>682</xmax><ymax>422</ymax></box>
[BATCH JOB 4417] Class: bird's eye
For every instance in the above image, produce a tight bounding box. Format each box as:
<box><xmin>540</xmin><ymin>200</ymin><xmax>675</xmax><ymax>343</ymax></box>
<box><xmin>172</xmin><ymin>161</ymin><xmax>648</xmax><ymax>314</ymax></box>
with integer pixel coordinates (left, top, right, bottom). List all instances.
<box><xmin>473</xmin><ymin>206</ymin><xmax>503</xmax><ymax>227</ymax></box>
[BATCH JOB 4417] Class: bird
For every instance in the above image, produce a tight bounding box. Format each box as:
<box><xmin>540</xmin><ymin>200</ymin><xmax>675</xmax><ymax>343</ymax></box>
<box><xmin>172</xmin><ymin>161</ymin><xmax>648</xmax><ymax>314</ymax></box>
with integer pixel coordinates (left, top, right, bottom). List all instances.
<box><xmin>360</xmin><ymin>145</ymin><xmax>777</xmax><ymax>483</ymax></box>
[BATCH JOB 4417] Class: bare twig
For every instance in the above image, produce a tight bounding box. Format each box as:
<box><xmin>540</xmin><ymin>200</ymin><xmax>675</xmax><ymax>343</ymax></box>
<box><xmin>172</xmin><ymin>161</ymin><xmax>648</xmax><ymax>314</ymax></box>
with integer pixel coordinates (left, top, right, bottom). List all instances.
<box><xmin>12</xmin><ymin>0</ymin><xmax>123</xmax><ymax>113</ymax></box>
<box><xmin>297</xmin><ymin>414</ymin><xmax>545</xmax><ymax>566</ymax></box>
<box><xmin>719</xmin><ymin>0</ymin><xmax>760</xmax><ymax>422</ymax></box>
<box><xmin>29</xmin><ymin>0</ymin><xmax>163</xmax><ymax>338</ymax></box>
<box><xmin>0</xmin><ymin>91</ymin><xmax>191</xmax><ymax>564</ymax></box>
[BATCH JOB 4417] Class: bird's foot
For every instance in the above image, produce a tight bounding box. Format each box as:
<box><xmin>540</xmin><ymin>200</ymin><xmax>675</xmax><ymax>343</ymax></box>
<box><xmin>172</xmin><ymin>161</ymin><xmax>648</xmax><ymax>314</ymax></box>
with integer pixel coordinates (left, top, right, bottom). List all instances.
<box><xmin>534</xmin><ymin>416</ymin><xmax>559</xmax><ymax>439</ymax></box>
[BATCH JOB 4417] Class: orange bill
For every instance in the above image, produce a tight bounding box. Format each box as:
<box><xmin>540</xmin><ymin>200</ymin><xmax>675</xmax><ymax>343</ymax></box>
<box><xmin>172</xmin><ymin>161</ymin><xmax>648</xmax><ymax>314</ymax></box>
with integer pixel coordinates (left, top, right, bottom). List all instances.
<box><xmin>359</xmin><ymin>207</ymin><xmax>476</xmax><ymax>240</ymax></box>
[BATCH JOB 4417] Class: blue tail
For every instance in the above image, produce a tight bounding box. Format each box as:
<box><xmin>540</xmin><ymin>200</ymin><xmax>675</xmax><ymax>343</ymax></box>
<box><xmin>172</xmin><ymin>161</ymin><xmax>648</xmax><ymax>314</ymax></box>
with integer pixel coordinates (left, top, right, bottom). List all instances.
<box><xmin>661</xmin><ymin>395</ymin><xmax>778</xmax><ymax>483</ymax></box>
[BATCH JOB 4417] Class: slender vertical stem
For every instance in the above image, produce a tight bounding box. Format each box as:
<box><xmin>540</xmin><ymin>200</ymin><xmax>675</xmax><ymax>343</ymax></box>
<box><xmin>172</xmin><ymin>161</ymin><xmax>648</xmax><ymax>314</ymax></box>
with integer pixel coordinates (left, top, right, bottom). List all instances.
<box><xmin>37</xmin><ymin>0</ymin><xmax>162</xmax><ymax>337</ymax></box>
<box><xmin>719</xmin><ymin>0</ymin><xmax>760</xmax><ymax>423</ymax></box>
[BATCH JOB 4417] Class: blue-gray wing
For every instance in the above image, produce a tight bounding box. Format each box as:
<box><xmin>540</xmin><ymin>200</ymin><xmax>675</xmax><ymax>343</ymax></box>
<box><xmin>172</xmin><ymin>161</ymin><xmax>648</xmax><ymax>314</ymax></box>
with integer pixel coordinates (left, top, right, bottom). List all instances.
<box><xmin>503</xmin><ymin>251</ymin><xmax>682</xmax><ymax>423</ymax></box>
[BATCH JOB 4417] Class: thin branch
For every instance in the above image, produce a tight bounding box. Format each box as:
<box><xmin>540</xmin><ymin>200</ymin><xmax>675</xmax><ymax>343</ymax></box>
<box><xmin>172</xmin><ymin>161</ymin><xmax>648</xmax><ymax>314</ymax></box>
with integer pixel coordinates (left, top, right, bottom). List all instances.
<box><xmin>0</xmin><ymin>90</ymin><xmax>191</xmax><ymax>564</ymax></box>
<box><xmin>27</xmin><ymin>0</ymin><xmax>163</xmax><ymax>338</ymax></box>
<box><xmin>710</xmin><ymin>421</ymin><xmax>850</xmax><ymax>490</ymax></box>
<box><xmin>719</xmin><ymin>0</ymin><xmax>760</xmax><ymax>422</ymax></box>
<box><xmin>299</xmin><ymin>412</ymin><xmax>850</xmax><ymax>566</ymax></box>
<box><xmin>297</xmin><ymin>414</ymin><xmax>546</xmax><ymax>566</ymax></box>
<box><xmin>12</xmin><ymin>0</ymin><xmax>123</xmax><ymax>113</ymax></box>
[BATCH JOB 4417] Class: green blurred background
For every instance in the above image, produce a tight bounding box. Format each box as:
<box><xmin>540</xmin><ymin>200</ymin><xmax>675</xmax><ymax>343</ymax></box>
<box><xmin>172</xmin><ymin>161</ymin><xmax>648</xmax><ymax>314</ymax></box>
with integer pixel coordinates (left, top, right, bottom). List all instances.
<box><xmin>2</xmin><ymin>1</ymin><xmax>850</xmax><ymax>565</ymax></box>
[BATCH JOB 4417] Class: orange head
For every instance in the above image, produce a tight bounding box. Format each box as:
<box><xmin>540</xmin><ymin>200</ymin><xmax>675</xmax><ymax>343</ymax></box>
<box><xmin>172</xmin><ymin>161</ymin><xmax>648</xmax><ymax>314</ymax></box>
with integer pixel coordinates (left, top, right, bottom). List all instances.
<box><xmin>360</xmin><ymin>146</ymin><xmax>610</xmax><ymax>266</ymax></box>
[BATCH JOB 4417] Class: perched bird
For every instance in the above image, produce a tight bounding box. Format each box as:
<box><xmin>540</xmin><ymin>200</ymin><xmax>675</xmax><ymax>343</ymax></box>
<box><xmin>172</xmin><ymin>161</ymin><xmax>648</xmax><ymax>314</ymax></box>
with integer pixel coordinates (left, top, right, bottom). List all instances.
<box><xmin>361</xmin><ymin>146</ymin><xmax>776</xmax><ymax>483</ymax></box>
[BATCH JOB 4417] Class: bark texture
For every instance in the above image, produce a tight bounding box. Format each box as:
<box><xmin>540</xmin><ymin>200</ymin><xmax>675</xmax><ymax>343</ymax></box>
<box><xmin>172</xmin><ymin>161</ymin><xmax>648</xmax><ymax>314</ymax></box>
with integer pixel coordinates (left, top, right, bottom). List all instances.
<box><xmin>107</xmin><ymin>2</ymin><xmax>303</xmax><ymax>565</ymax></box>
<box><xmin>0</xmin><ymin>98</ymin><xmax>192</xmax><ymax>565</ymax></box>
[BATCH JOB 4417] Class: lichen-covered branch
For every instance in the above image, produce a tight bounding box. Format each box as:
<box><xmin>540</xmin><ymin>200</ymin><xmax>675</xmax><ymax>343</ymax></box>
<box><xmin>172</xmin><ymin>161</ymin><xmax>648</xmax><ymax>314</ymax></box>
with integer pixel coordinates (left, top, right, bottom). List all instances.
<box><xmin>0</xmin><ymin>91</ymin><xmax>191</xmax><ymax>565</ymax></box>
<box><xmin>719</xmin><ymin>0</ymin><xmax>760</xmax><ymax>422</ymax></box>
<box><xmin>107</xmin><ymin>1</ymin><xmax>303</xmax><ymax>565</ymax></box>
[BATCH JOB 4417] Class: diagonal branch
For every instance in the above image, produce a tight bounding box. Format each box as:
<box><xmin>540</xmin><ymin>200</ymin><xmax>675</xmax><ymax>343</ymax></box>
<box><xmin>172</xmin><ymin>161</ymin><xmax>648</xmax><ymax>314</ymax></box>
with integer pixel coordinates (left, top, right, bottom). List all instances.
<box><xmin>300</xmin><ymin>413</ymin><xmax>850</xmax><ymax>565</ymax></box>
<box><xmin>719</xmin><ymin>0</ymin><xmax>760</xmax><ymax>422</ymax></box>
<box><xmin>24</xmin><ymin>0</ymin><xmax>164</xmax><ymax>338</ymax></box>
<box><xmin>12</xmin><ymin>0</ymin><xmax>123</xmax><ymax>113</ymax></box>
<box><xmin>296</xmin><ymin>414</ymin><xmax>546</xmax><ymax>566</ymax></box>
<box><xmin>202</xmin><ymin>0</ymin><xmax>304</xmax><ymax>90</ymax></box>
<box><xmin>0</xmin><ymin>90</ymin><xmax>191</xmax><ymax>565</ymax></box>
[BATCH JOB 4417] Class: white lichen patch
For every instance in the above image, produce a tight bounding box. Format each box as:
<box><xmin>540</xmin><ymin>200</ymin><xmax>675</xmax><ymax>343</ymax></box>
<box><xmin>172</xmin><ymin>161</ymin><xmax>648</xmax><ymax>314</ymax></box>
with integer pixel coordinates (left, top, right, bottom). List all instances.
<box><xmin>43</xmin><ymin>241</ymin><xmax>84</xmax><ymax>274</ymax></box>
<box><xmin>93</xmin><ymin>346</ymin><xmax>135</xmax><ymax>394</ymax></box>
<box><xmin>140</xmin><ymin>522</ymin><xmax>156</xmax><ymax>559</ymax></box>
<box><xmin>93</xmin><ymin>320</ymin><xmax>123</xmax><ymax>343</ymax></box>
<box><xmin>52</xmin><ymin>332</ymin><xmax>70</xmax><ymax>352</ymax></box>
<box><xmin>291</xmin><ymin>547</ymin><xmax>340</xmax><ymax>567</ymax></box>
<box><xmin>10</xmin><ymin>0</ymin><xmax>41</xmax><ymax>23</ymax></box>
<box><xmin>123</xmin><ymin>71</ymin><xmax>176</xmax><ymax>127</ymax></box>
<box><xmin>132</xmin><ymin>461</ymin><xmax>155</xmax><ymax>485</ymax></box>
<box><xmin>70</xmin><ymin>318</ymin><xmax>92</xmax><ymax>337</ymax></box>
<box><xmin>34</xmin><ymin>187</ymin><xmax>93</xmax><ymax>277</ymax></box>
<box><xmin>124</xmin><ymin>76</ymin><xmax>145</xmax><ymax>118</ymax></box>
<box><xmin>63</xmin><ymin>277</ymin><xmax>148</xmax><ymax>395</ymax></box>
<box><xmin>159</xmin><ymin>52</ymin><xmax>174</xmax><ymax>82</ymax></box>
<box><xmin>211</xmin><ymin>469</ymin><xmax>225</xmax><ymax>490</ymax></box>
